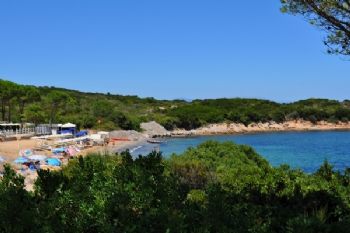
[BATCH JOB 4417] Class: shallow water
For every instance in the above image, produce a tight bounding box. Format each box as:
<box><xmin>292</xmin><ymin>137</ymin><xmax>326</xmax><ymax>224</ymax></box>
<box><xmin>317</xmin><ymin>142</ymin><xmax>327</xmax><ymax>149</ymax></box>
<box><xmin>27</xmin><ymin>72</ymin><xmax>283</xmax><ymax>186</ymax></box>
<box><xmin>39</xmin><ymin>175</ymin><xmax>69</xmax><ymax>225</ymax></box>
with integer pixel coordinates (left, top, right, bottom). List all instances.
<box><xmin>131</xmin><ymin>131</ymin><xmax>350</xmax><ymax>173</ymax></box>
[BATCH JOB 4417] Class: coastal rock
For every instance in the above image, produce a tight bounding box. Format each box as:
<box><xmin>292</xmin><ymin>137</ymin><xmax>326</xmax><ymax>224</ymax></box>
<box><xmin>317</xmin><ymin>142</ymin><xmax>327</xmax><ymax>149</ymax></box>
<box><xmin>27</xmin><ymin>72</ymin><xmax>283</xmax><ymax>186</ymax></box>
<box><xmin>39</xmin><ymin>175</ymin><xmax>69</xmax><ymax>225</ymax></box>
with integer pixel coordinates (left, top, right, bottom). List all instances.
<box><xmin>140</xmin><ymin>121</ymin><xmax>170</xmax><ymax>137</ymax></box>
<box><xmin>170</xmin><ymin>120</ymin><xmax>350</xmax><ymax>136</ymax></box>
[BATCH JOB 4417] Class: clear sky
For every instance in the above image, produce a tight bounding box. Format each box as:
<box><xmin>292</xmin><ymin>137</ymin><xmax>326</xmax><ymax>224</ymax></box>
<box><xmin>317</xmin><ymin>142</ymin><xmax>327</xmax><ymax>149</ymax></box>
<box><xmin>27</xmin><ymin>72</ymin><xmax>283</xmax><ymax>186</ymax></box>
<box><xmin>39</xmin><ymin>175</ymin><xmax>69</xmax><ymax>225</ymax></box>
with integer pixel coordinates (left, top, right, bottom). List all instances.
<box><xmin>0</xmin><ymin>0</ymin><xmax>349</xmax><ymax>102</ymax></box>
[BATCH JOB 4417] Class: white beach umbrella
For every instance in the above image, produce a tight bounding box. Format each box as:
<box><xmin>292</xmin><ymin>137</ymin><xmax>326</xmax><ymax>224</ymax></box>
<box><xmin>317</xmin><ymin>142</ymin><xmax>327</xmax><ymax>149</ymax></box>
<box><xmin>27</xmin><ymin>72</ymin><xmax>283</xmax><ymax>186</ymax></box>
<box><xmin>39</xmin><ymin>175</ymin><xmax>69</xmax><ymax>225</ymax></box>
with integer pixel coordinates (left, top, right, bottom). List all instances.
<box><xmin>28</xmin><ymin>155</ymin><xmax>47</xmax><ymax>161</ymax></box>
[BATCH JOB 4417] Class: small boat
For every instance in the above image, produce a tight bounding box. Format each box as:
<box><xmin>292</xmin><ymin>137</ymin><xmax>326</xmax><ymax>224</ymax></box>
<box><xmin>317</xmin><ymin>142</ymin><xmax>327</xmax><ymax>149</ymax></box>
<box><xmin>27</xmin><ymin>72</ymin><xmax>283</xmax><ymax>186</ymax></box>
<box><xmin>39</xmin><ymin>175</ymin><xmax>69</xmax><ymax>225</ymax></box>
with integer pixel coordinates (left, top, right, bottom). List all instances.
<box><xmin>147</xmin><ymin>139</ymin><xmax>165</xmax><ymax>144</ymax></box>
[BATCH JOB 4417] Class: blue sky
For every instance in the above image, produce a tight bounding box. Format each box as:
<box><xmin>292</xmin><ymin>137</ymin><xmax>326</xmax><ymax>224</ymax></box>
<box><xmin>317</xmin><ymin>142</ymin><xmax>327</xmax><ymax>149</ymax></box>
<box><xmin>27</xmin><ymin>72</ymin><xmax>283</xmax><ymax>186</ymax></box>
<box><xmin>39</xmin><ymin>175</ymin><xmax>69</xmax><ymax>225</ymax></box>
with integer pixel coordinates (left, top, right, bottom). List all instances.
<box><xmin>0</xmin><ymin>0</ymin><xmax>349</xmax><ymax>102</ymax></box>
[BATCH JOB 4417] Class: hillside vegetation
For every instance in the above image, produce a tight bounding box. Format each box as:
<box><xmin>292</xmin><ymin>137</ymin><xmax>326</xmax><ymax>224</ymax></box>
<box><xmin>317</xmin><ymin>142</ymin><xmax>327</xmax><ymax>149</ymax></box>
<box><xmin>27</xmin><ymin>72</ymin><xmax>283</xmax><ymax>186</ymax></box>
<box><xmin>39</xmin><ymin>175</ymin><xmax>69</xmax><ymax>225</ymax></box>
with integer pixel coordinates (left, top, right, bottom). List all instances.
<box><xmin>1</xmin><ymin>141</ymin><xmax>350</xmax><ymax>232</ymax></box>
<box><xmin>1</xmin><ymin>79</ymin><xmax>350</xmax><ymax>130</ymax></box>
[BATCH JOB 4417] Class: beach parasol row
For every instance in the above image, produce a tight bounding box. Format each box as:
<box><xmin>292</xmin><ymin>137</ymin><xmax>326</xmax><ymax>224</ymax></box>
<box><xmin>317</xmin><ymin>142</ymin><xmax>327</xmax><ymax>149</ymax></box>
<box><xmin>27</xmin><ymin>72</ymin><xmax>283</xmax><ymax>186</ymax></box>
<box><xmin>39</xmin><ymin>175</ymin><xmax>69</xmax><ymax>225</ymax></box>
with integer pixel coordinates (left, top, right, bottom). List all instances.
<box><xmin>14</xmin><ymin>157</ymin><xmax>29</xmax><ymax>164</ymax></box>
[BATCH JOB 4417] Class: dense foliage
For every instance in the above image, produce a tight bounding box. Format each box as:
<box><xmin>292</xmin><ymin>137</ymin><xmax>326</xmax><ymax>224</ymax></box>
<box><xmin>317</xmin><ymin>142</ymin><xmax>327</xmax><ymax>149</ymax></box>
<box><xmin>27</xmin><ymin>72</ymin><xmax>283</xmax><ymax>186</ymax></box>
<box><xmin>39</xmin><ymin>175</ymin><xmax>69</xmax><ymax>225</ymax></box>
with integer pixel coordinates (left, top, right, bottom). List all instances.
<box><xmin>1</xmin><ymin>141</ymin><xmax>350</xmax><ymax>232</ymax></box>
<box><xmin>166</xmin><ymin>98</ymin><xmax>350</xmax><ymax>130</ymax></box>
<box><xmin>1</xmin><ymin>79</ymin><xmax>350</xmax><ymax>130</ymax></box>
<box><xmin>0</xmin><ymin>79</ymin><xmax>183</xmax><ymax>130</ymax></box>
<box><xmin>281</xmin><ymin>0</ymin><xmax>350</xmax><ymax>56</ymax></box>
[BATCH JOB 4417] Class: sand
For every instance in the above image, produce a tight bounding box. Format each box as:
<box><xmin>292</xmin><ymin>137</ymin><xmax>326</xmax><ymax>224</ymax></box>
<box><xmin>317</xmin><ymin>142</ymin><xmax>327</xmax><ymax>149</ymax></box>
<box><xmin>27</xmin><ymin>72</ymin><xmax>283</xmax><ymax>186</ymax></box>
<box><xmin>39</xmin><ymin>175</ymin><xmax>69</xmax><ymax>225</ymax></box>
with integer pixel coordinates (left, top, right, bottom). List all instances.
<box><xmin>0</xmin><ymin>139</ymin><xmax>42</xmax><ymax>162</ymax></box>
<box><xmin>0</xmin><ymin>139</ymin><xmax>142</xmax><ymax>163</ymax></box>
<box><xmin>0</xmin><ymin>138</ymin><xmax>143</xmax><ymax>191</ymax></box>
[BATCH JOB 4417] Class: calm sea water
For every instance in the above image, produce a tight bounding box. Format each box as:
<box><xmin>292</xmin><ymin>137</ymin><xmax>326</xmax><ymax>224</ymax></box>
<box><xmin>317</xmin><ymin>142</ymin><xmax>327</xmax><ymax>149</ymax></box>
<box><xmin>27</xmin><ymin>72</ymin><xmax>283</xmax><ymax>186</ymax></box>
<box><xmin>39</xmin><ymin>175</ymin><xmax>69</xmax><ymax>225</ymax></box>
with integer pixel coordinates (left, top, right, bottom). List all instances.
<box><xmin>131</xmin><ymin>131</ymin><xmax>350</xmax><ymax>173</ymax></box>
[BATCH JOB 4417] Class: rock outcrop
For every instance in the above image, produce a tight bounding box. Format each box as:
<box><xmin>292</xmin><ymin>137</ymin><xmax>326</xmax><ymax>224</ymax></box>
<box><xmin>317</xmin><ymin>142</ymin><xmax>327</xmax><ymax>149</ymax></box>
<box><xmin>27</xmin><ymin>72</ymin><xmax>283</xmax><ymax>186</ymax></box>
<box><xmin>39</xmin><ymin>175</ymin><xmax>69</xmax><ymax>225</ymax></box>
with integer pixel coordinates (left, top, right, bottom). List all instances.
<box><xmin>140</xmin><ymin>121</ymin><xmax>170</xmax><ymax>137</ymax></box>
<box><xmin>171</xmin><ymin>120</ymin><xmax>350</xmax><ymax>136</ymax></box>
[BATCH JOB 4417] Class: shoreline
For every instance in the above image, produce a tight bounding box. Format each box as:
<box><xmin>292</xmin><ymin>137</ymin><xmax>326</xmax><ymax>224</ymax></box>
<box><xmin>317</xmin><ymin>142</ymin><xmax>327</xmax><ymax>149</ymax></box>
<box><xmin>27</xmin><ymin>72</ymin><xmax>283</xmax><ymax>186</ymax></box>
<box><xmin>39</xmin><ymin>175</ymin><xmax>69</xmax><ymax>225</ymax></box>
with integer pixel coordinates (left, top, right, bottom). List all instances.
<box><xmin>170</xmin><ymin>120</ymin><xmax>350</xmax><ymax>137</ymax></box>
<box><xmin>109</xmin><ymin>139</ymin><xmax>148</xmax><ymax>154</ymax></box>
<box><xmin>171</xmin><ymin>128</ymin><xmax>350</xmax><ymax>137</ymax></box>
<box><xmin>105</xmin><ymin>121</ymin><xmax>350</xmax><ymax>153</ymax></box>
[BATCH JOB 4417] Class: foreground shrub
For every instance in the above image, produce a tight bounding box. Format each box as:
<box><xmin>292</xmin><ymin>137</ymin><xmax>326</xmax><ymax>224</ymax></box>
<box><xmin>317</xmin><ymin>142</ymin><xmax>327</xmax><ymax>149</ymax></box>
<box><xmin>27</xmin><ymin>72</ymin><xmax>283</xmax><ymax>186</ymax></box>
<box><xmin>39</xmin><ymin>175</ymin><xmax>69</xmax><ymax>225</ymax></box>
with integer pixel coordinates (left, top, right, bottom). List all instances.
<box><xmin>1</xmin><ymin>141</ymin><xmax>350</xmax><ymax>232</ymax></box>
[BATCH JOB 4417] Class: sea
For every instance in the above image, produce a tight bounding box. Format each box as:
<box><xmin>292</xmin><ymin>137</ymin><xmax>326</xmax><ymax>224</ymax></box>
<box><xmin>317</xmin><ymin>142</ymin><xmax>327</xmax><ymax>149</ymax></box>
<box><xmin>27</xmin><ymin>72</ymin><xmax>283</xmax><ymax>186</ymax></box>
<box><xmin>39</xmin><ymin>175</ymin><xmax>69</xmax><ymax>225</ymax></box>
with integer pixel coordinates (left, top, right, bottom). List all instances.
<box><xmin>130</xmin><ymin>131</ymin><xmax>350</xmax><ymax>173</ymax></box>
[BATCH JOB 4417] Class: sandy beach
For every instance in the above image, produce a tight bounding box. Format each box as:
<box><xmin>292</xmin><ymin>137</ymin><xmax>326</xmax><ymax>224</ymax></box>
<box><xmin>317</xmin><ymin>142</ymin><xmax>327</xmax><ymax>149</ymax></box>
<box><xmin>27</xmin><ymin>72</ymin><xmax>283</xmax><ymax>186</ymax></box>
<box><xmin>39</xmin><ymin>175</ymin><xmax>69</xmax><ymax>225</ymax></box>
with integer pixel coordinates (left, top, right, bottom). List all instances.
<box><xmin>0</xmin><ymin>139</ymin><xmax>143</xmax><ymax>164</ymax></box>
<box><xmin>0</xmin><ymin>139</ymin><xmax>44</xmax><ymax>162</ymax></box>
<box><xmin>0</xmin><ymin>138</ymin><xmax>144</xmax><ymax>191</ymax></box>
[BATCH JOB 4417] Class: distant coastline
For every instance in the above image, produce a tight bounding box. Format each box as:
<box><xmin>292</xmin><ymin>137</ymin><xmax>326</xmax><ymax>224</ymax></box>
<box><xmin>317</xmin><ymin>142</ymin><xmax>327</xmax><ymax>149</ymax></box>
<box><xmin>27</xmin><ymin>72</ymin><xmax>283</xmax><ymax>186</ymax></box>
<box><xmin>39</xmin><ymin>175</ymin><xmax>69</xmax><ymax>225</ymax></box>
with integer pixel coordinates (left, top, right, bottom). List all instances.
<box><xmin>170</xmin><ymin>120</ymin><xmax>350</xmax><ymax>136</ymax></box>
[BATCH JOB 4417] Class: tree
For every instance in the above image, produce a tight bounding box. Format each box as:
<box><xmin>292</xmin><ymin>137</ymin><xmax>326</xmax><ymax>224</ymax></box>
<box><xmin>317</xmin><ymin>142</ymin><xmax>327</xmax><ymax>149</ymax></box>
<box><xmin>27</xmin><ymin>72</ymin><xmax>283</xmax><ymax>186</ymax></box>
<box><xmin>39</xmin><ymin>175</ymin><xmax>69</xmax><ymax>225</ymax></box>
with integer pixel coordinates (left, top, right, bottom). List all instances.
<box><xmin>46</xmin><ymin>91</ymin><xmax>73</xmax><ymax>125</ymax></box>
<box><xmin>24</xmin><ymin>104</ymin><xmax>46</xmax><ymax>124</ymax></box>
<box><xmin>16</xmin><ymin>86</ymin><xmax>41</xmax><ymax>121</ymax></box>
<box><xmin>0</xmin><ymin>165</ymin><xmax>37</xmax><ymax>233</ymax></box>
<box><xmin>0</xmin><ymin>80</ymin><xmax>18</xmax><ymax>122</ymax></box>
<box><xmin>0</xmin><ymin>80</ymin><xmax>9</xmax><ymax>121</ymax></box>
<box><xmin>111</xmin><ymin>111</ymin><xmax>140</xmax><ymax>130</ymax></box>
<box><xmin>281</xmin><ymin>0</ymin><xmax>350</xmax><ymax>55</ymax></box>
<box><xmin>92</xmin><ymin>100</ymin><xmax>114</xmax><ymax>119</ymax></box>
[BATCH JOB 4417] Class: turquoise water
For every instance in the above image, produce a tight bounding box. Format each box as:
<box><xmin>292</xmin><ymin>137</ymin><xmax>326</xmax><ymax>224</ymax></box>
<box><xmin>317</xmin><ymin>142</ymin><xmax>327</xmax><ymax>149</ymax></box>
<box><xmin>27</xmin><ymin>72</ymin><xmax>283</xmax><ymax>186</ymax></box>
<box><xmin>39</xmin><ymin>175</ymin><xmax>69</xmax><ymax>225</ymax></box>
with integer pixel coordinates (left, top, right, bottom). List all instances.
<box><xmin>131</xmin><ymin>131</ymin><xmax>350</xmax><ymax>173</ymax></box>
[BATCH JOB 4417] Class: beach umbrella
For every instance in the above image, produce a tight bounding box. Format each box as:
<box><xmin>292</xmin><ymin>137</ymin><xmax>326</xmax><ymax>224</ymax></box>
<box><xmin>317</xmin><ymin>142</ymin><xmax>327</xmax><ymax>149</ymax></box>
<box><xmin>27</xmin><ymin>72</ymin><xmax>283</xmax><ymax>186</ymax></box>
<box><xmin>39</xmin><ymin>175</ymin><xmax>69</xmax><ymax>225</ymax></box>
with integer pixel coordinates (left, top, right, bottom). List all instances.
<box><xmin>28</xmin><ymin>155</ymin><xmax>47</xmax><ymax>161</ymax></box>
<box><xmin>14</xmin><ymin>157</ymin><xmax>29</xmax><ymax>164</ymax></box>
<box><xmin>46</xmin><ymin>158</ymin><xmax>61</xmax><ymax>167</ymax></box>
<box><xmin>67</xmin><ymin>146</ymin><xmax>77</xmax><ymax>156</ymax></box>
<box><xmin>20</xmin><ymin>149</ymin><xmax>33</xmax><ymax>157</ymax></box>
<box><xmin>52</xmin><ymin>147</ymin><xmax>66</xmax><ymax>154</ymax></box>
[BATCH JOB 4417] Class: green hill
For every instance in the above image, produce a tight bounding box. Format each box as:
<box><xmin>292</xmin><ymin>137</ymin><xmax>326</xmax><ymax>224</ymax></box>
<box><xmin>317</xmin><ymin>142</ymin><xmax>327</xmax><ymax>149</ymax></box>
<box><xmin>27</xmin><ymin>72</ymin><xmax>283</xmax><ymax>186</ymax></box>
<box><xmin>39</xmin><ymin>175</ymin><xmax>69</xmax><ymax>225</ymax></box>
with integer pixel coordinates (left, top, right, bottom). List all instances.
<box><xmin>1</xmin><ymin>79</ymin><xmax>350</xmax><ymax>130</ymax></box>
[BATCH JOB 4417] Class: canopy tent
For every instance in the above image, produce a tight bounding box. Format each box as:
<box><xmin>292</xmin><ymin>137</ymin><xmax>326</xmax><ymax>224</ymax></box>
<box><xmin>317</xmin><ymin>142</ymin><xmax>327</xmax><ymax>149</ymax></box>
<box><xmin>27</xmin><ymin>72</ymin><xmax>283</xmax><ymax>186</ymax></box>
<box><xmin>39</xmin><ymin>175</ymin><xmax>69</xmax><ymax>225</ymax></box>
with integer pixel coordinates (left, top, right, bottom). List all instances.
<box><xmin>58</xmin><ymin>123</ymin><xmax>77</xmax><ymax>135</ymax></box>
<box><xmin>61</xmin><ymin>123</ymin><xmax>76</xmax><ymax>128</ymax></box>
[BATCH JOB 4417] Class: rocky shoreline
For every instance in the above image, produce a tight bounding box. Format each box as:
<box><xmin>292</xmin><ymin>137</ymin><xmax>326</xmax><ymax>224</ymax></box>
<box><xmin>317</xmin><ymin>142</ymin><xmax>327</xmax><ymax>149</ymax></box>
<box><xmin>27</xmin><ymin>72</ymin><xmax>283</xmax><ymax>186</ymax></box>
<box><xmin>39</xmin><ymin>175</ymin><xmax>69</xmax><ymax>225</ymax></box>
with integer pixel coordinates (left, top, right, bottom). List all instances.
<box><xmin>170</xmin><ymin>120</ymin><xmax>350</xmax><ymax>136</ymax></box>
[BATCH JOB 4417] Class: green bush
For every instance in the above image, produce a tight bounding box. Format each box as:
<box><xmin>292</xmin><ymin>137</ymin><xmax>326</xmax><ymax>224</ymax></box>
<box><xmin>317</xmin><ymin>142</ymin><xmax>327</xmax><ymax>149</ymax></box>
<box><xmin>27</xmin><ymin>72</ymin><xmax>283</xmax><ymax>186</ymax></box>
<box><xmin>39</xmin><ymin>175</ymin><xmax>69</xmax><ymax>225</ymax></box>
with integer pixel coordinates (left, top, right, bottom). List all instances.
<box><xmin>1</xmin><ymin>141</ymin><xmax>350</xmax><ymax>232</ymax></box>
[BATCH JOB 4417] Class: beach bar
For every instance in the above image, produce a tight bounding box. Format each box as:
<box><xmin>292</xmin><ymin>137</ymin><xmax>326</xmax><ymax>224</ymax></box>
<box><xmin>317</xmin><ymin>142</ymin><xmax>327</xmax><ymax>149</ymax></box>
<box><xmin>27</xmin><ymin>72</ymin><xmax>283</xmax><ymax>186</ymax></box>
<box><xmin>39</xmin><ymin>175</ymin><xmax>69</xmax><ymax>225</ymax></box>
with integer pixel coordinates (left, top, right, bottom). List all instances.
<box><xmin>0</xmin><ymin>123</ymin><xmax>35</xmax><ymax>137</ymax></box>
<box><xmin>58</xmin><ymin>123</ymin><xmax>77</xmax><ymax>135</ymax></box>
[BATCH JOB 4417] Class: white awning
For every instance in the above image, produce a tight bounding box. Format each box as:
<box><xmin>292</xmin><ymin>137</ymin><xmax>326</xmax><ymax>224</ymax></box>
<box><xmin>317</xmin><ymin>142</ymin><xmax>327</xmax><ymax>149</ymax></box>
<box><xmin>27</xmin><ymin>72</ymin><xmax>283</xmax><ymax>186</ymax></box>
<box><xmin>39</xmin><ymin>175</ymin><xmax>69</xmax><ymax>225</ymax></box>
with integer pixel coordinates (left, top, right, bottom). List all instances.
<box><xmin>61</xmin><ymin>123</ymin><xmax>76</xmax><ymax>128</ymax></box>
<box><xmin>0</xmin><ymin>123</ymin><xmax>21</xmax><ymax>126</ymax></box>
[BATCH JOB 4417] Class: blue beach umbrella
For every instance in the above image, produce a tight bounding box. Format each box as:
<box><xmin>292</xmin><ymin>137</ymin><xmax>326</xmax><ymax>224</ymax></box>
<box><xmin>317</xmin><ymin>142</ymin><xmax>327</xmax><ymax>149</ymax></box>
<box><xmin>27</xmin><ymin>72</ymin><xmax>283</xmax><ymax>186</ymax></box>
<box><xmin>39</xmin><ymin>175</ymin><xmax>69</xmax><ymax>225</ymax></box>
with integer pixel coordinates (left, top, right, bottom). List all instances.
<box><xmin>52</xmin><ymin>147</ymin><xmax>66</xmax><ymax>154</ymax></box>
<box><xmin>46</xmin><ymin>158</ymin><xmax>61</xmax><ymax>167</ymax></box>
<box><xmin>20</xmin><ymin>149</ymin><xmax>33</xmax><ymax>157</ymax></box>
<box><xmin>14</xmin><ymin>157</ymin><xmax>29</xmax><ymax>164</ymax></box>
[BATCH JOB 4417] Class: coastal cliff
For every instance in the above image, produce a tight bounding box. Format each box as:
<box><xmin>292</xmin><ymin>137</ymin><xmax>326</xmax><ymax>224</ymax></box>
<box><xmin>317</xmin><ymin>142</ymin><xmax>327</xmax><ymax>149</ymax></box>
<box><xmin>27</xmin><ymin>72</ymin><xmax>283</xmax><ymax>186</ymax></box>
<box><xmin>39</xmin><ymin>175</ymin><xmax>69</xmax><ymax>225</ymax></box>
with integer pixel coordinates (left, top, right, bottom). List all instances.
<box><xmin>171</xmin><ymin>120</ymin><xmax>350</xmax><ymax>136</ymax></box>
